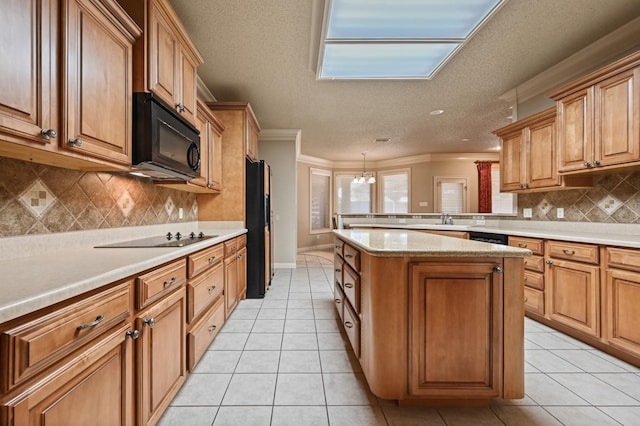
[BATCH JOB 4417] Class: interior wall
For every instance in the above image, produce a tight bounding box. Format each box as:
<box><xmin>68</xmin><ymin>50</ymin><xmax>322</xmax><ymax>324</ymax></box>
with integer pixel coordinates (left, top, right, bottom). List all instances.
<box><xmin>297</xmin><ymin>161</ymin><xmax>334</xmax><ymax>251</ymax></box>
<box><xmin>258</xmin><ymin>138</ymin><xmax>298</xmax><ymax>267</ymax></box>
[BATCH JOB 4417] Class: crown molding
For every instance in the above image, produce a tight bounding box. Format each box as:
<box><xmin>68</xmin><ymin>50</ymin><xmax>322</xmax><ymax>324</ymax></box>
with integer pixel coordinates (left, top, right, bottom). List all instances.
<box><xmin>258</xmin><ymin>129</ymin><xmax>301</xmax><ymax>141</ymax></box>
<box><xmin>196</xmin><ymin>76</ymin><xmax>216</xmax><ymax>102</ymax></box>
<box><xmin>502</xmin><ymin>16</ymin><xmax>640</xmax><ymax>105</ymax></box>
<box><xmin>298</xmin><ymin>152</ymin><xmax>499</xmax><ymax>169</ymax></box>
<box><xmin>297</xmin><ymin>154</ymin><xmax>335</xmax><ymax>168</ymax></box>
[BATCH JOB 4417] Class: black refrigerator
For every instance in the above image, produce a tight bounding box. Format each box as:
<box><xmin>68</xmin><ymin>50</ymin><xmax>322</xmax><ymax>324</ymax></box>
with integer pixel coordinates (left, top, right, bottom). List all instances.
<box><xmin>245</xmin><ymin>159</ymin><xmax>272</xmax><ymax>298</ymax></box>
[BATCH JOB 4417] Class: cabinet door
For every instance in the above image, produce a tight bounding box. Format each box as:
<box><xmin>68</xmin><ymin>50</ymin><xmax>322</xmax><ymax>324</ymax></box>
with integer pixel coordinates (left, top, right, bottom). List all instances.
<box><xmin>0</xmin><ymin>0</ymin><xmax>58</xmax><ymax>147</ymax></box>
<box><xmin>63</xmin><ymin>0</ymin><xmax>133</xmax><ymax>165</ymax></box>
<box><xmin>246</xmin><ymin>113</ymin><xmax>260</xmax><ymax>161</ymax></box>
<box><xmin>605</xmin><ymin>268</ymin><xmax>640</xmax><ymax>357</ymax></box>
<box><xmin>177</xmin><ymin>48</ymin><xmax>198</xmax><ymax>126</ymax></box>
<box><xmin>527</xmin><ymin>116</ymin><xmax>560</xmax><ymax>189</ymax></box>
<box><xmin>557</xmin><ymin>88</ymin><xmax>593</xmax><ymax>173</ymax></box>
<box><xmin>147</xmin><ymin>0</ymin><xmax>177</xmax><ymax>110</ymax></box>
<box><xmin>409</xmin><ymin>262</ymin><xmax>502</xmax><ymax>397</ymax></box>
<box><xmin>2</xmin><ymin>324</ymin><xmax>134</xmax><ymax>426</ymax></box>
<box><xmin>547</xmin><ymin>259</ymin><xmax>599</xmax><ymax>336</ymax></box>
<box><xmin>208</xmin><ymin>116</ymin><xmax>224</xmax><ymax>190</ymax></box>
<box><xmin>137</xmin><ymin>288</ymin><xmax>186</xmax><ymax>426</ymax></box>
<box><xmin>499</xmin><ymin>131</ymin><xmax>524</xmax><ymax>191</ymax></box>
<box><xmin>190</xmin><ymin>104</ymin><xmax>209</xmax><ymax>188</ymax></box>
<box><xmin>224</xmin><ymin>255</ymin><xmax>239</xmax><ymax>318</ymax></box>
<box><xmin>594</xmin><ymin>67</ymin><xmax>640</xmax><ymax>167</ymax></box>
<box><xmin>237</xmin><ymin>246</ymin><xmax>247</xmax><ymax>300</ymax></box>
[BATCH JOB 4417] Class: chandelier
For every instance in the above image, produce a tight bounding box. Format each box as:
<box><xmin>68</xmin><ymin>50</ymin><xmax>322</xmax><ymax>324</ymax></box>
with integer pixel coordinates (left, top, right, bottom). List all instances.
<box><xmin>353</xmin><ymin>152</ymin><xmax>376</xmax><ymax>184</ymax></box>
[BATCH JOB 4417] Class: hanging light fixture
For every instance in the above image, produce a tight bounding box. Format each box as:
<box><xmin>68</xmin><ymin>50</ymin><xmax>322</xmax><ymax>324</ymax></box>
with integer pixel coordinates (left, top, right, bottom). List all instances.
<box><xmin>353</xmin><ymin>152</ymin><xmax>376</xmax><ymax>184</ymax></box>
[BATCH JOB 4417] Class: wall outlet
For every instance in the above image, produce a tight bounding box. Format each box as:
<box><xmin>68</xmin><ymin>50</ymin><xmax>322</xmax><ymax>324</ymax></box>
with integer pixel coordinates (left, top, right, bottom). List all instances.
<box><xmin>557</xmin><ymin>207</ymin><xmax>564</xmax><ymax>219</ymax></box>
<box><xmin>419</xmin><ymin>201</ymin><xmax>429</xmax><ymax>207</ymax></box>
<box><xmin>523</xmin><ymin>208</ymin><xmax>533</xmax><ymax>218</ymax></box>
<box><xmin>476</xmin><ymin>219</ymin><xmax>486</xmax><ymax>225</ymax></box>
<box><xmin>178</xmin><ymin>208</ymin><xmax>184</xmax><ymax>219</ymax></box>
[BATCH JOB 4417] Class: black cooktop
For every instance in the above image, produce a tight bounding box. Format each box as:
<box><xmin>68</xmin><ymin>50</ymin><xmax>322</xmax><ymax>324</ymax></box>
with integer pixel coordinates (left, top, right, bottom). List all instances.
<box><xmin>95</xmin><ymin>233</ymin><xmax>217</xmax><ymax>248</ymax></box>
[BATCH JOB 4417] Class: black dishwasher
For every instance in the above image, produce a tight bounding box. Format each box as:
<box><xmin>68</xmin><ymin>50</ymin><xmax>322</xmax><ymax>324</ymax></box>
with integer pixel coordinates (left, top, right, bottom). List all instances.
<box><xmin>468</xmin><ymin>231</ymin><xmax>508</xmax><ymax>245</ymax></box>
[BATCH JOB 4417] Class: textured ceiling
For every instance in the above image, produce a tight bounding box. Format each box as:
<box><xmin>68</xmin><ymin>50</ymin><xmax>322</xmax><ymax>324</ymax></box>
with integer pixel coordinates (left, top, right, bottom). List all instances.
<box><xmin>170</xmin><ymin>0</ymin><xmax>640</xmax><ymax>161</ymax></box>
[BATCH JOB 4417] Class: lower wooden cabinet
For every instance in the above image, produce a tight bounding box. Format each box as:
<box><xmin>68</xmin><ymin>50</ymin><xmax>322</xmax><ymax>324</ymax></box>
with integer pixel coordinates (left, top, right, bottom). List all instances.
<box><xmin>409</xmin><ymin>262</ymin><xmax>503</xmax><ymax>398</ymax></box>
<box><xmin>237</xmin><ymin>246</ymin><xmax>247</xmax><ymax>300</ymax></box>
<box><xmin>136</xmin><ymin>287</ymin><xmax>186</xmax><ymax>426</ymax></box>
<box><xmin>187</xmin><ymin>296</ymin><xmax>225</xmax><ymax>371</ymax></box>
<box><xmin>224</xmin><ymin>250</ymin><xmax>239</xmax><ymax>319</ymax></box>
<box><xmin>524</xmin><ymin>286</ymin><xmax>544</xmax><ymax>316</ymax></box>
<box><xmin>1</xmin><ymin>323</ymin><xmax>134</xmax><ymax>426</ymax></box>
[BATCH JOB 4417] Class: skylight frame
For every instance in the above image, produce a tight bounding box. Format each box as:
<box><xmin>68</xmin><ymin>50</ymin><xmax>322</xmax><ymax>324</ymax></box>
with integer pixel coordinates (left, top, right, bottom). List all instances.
<box><xmin>316</xmin><ymin>0</ymin><xmax>508</xmax><ymax>81</ymax></box>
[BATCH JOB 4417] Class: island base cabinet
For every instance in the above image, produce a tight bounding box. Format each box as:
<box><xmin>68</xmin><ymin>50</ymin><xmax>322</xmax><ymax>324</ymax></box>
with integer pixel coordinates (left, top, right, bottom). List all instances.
<box><xmin>136</xmin><ymin>288</ymin><xmax>186</xmax><ymax>426</ymax></box>
<box><xmin>1</xmin><ymin>324</ymin><xmax>134</xmax><ymax>426</ymax></box>
<box><xmin>409</xmin><ymin>262</ymin><xmax>503</xmax><ymax>398</ymax></box>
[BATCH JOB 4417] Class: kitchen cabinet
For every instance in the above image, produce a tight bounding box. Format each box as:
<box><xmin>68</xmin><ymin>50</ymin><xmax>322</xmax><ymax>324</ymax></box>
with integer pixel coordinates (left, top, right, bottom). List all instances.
<box><xmin>550</xmin><ymin>51</ymin><xmax>640</xmax><ymax>174</ymax></box>
<box><xmin>494</xmin><ymin>108</ymin><xmax>591</xmax><ymax>192</ymax></box>
<box><xmin>136</xmin><ymin>286</ymin><xmax>186</xmax><ymax>426</ymax></box>
<box><xmin>509</xmin><ymin>236</ymin><xmax>545</xmax><ymax>316</ymax></box>
<box><xmin>119</xmin><ymin>0</ymin><xmax>203</xmax><ymax>126</ymax></box>
<box><xmin>334</xmin><ymin>239</ymin><xmax>361</xmax><ymax>357</ymax></box>
<box><xmin>224</xmin><ymin>239</ymin><xmax>240</xmax><ymax>318</ymax></box>
<box><xmin>198</xmin><ymin>102</ymin><xmax>261</xmax><ymax>222</ymax></box>
<box><xmin>0</xmin><ymin>0</ymin><xmax>141</xmax><ymax>171</ymax></box>
<box><xmin>604</xmin><ymin>247</ymin><xmax>640</xmax><ymax>358</ymax></box>
<box><xmin>237</xmin><ymin>242</ymin><xmax>248</xmax><ymax>300</ymax></box>
<box><xmin>546</xmin><ymin>240</ymin><xmax>600</xmax><ymax>337</ymax></box>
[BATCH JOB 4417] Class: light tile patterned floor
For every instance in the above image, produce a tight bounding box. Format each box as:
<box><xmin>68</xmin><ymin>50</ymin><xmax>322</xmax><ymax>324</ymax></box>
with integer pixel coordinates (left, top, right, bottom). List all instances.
<box><xmin>159</xmin><ymin>254</ymin><xmax>640</xmax><ymax>425</ymax></box>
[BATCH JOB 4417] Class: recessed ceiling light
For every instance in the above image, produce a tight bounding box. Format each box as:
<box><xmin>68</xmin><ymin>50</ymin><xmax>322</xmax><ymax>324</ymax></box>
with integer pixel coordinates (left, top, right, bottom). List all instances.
<box><xmin>374</xmin><ymin>138</ymin><xmax>391</xmax><ymax>143</ymax></box>
<box><xmin>506</xmin><ymin>115</ymin><xmax>513</xmax><ymax>120</ymax></box>
<box><xmin>430</xmin><ymin>109</ymin><xmax>445</xmax><ymax>116</ymax></box>
<box><xmin>462</xmin><ymin>138</ymin><xmax>470</xmax><ymax>142</ymax></box>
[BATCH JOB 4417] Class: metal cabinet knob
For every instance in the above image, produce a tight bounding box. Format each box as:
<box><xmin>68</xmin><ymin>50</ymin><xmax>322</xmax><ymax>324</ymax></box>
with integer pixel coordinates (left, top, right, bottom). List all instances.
<box><xmin>126</xmin><ymin>329</ymin><xmax>140</xmax><ymax>340</ymax></box>
<box><xmin>68</xmin><ymin>138</ymin><xmax>83</xmax><ymax>147</ymax></box>
<box><xmin>208</xmin><ymin>286</ymin><xmax>216</xmax><ymax>293</ymax></box>
<box><xmin>545</xmin><ymin>260</ymin><xmax>553</xmax><ymax>265</ymax></box>
<box><xmin>344</xmin><ymin>321</ymin><xmax>354</xmax><ymax>328</ymax></box>
<box><xmin>41</xmin><ymin>128</ymin><xmax>57</xmax><ymax>138</ymax></box>
<box><xmin>493</xmin><ymin>265</ymin><xmax>503</xmax><ymax>273</ymax></box>
<box><xmin>143</xmin><ymin>318</ymin><xmax>156</xmax><ymax>328</ymax></box>
<box><xmin>593</xmin><ymin>160</ymin><xmax>601</xmax><ymax>166</ymax></box>
<box><xmin>208</xmin><ymin>325</ymin><xmax>217</xmax><ymax>334</ymax></box>
<box><xmin>584</xmin><ymin>161</ymin><xmax>592</xmax><ymax>167</ymax></box>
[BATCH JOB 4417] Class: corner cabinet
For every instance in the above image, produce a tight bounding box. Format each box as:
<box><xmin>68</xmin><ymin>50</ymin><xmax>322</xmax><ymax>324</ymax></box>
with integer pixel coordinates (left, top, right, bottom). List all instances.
<box><xmin>118</xmin><ymin>0</ymin><xmax>203</xmax><ymax>126</ymax></box>
<box><xmin>549</xmin><ymin>51</ymin><xmax>640</xmax><ymax>174</ymax></box>
<box><xmin>0</xmin><ymin>0</ymin><xmax>141</xmax><ymax>171</ymax></box>
<box><xmin>494</xmin><ymin>108</ymin><xmax>591</xmax><ymax>192</ymax></box>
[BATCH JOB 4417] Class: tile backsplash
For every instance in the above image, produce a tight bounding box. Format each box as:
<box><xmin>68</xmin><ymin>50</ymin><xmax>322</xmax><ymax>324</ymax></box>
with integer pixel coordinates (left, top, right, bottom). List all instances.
<box><xmin>516</xmin><ymin>171</ymin><xmax>640</xmax><ymax>223</ymax></box>
<box><xmin>0</xmin><ymin>157</ymin><xmax>197</xmax><ymax>237</ymax></box>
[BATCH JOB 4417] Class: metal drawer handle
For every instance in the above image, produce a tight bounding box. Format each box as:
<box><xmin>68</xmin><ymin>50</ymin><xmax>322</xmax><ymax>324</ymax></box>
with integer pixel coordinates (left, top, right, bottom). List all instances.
<box><xmin>335</xmin><ymin>245</ymin><xmax>341</xmax><ymax>249</ymax></box>
<box><xmin>524</xmin><ymin>297</ymin><xmax>528</xmax><ymax>303</ymax></box>
<box><xmin>345</xmin><ymin>254</ymin><xmax>353</xmax><ymax>259</ymax></box>
<box><xmin>335</xmin><ymin>299</ymin><xmax>341</xmax><ymax>304</ymax></box>
<box><xmin>562</xmin><ymin>249</ymin><xmax>575</xmax><ymax>255</ymax></box>
<box><xmin>344</xmin><ymin>321</ymin><xmax>354</xmax><ymax>328</ymax></box>
<box><xmin>518</xmin><ymin>243</ymin><xmax>527</xmax><ymax>248</ymax></box>
<box><xmin>335</xmin><ymin>268</ymin><xmax>341</xmax><ymax>272</ymax></box>
<box><xmin>164</xmin><ymin>277</ymin><xmax>177</xmax><ymax>287</ymax></box>
<box><xmin>208</xmin><ymin>256</ymin><xmax>217</xmax><ymax>263</ymax></box>
<box><xmin>344</xmin><ymin>283</ymin><xmax>354</xmax><ymax>288</ymax></box>
<box><xmin>208</xmin><ymin>325</ymin><xmax>217</xmax><ymax>334</ymax></box>
<box><xmin>143</xmin><ymin>318</ymin><xmax>156</xmax><ymax>328</ymax></box>
<box><xmin>77</xmin><ymin>314</ymin><xmax>105</xmax><ymax>330</ymax></box>
<box><xmin>524</xmin><ymin>276</ymin><xmax>528</xmax><ymax>281</ymax></box>
<box><xmin>208</xmin><ymin>286</ymin><xmax>216</xmax><ymax>293</ymax></box>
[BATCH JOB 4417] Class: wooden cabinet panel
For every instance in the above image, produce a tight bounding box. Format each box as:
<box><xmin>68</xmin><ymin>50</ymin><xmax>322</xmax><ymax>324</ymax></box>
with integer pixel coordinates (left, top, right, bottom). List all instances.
<box><xmin>557</xmin><ymin>89</ymin><xmax>593</xmax><ymax>173</ymax></box>
<box><xmin>187</xmin><ymin>262</ymin><xmax>224</xmax><ymax>323</ymax></box>
<box><xmin>334</xmin><ymin>239</ymin><xmax>345</xmax><ymax>258</ymax></box>
<box><xmin>409</xmin><ymin>262</ymin><xmax>502</xmax><ymax>397</ymax></box>
<box><xmin>137</xmin><ymin>259</ymin><xmax>187</xmax><ymax>309</ymax></box>
<box><xmin>499</xmin><ymin>131</ymin><xmax>524</xmax><ymax>192</ymax></box>
<box><xmin>342</xmin><ymin>265</ymin><xmax>360</xmax><ymax>314</ymax></box>
<box><xmin>527</xmin><ymin>115</ymin><xmax>560</xmax><ymax>189</ymax></box>
<box><xmin>605</xmin><ymin>268</ymin><xmax>640</xmax><ymax>357</ymax></box>
<box><xmin>524</xmin><ymin>287</ymin><xmax>544</xmax><ymax>316</ymax></box>
<box><xmin>343</xmin><ymin>244</ymin><xmax>360</xmax><ymax>272</ymax></box>
<box><xmin>178</xmin><ymin>49</ymin><xmax>198</xmax><ymax>124</ymax></box>
<box><xmin>547</xmin><ymin>258</ymin><xmax>599</xmax><ymax>336</ymax></box>
<box><xmin>606</xmin><ymin>247</ymin><xmax>640</xmax><ymax>272</ymax></box>
<box><xmin>224</xmin><ymin>253</ymin><xmax>238</xmax><ymax>318</ymax></box>
<box><xmin>547</xmin><ymin>241</ymin><xmax>599</xmax><ymax>264</ymax></box>
<box><xmin>334</xmin><ymin>257</ymin><xmax>344</xmax><ymax>289</ymax></box>
<box><xmin>237</xmin><ymin>246</ymin><xmax>247</xmax><ymax>300</ymax></box>
<box><xmin>524</xmin><ymin>271</ymin><xmax>544</xmax><ymax>291</ymax></box>
<box><xmin>187</xmin><ymin>244</ymin><xmax>224</xmax><ymax>278</ymax></box>
<box><xmin>0</xmin><ymin>281</ymin><xmax>132</xmax><ymax>392</ymax></box>
<box><xmin>524</xmin><ymin>255</ymin><xmax>545</xmax><ymax>273</ymax></box>
<box><xmin>343</xmin><ymin>301</ymin><xmax>360</xmax><ymax>358</ymax></box>
<box><xmin>1</xmin><ymin>324</ymin><xmax>133</xmax><ymax>426</ymax></box>
<box><xmin>334</xmin><ymin>281</ymin><xmax>345</xmax><ymax>324</ymax></box>
<box><xmin>147</xmin><ymin>1</ymin><xmax>177</xmax><ymax>109</ymax></box>
<box><xmin>594</xmin><ymin>68</ymin><xmax>640</xmax><ymax>167</ymax></box>
<box><xmin>137</xmin><ymin>287</ymin><xmax>186</xmax><ymax>426</ymax></box>
<box><xmin>187</xmin><ymin>296</ymin><xmax>224</xmax><ymax>371</ymax></box>
<box><xmin>509</xmin><ymin>236</ymin><xmax>544</xmax><ymax>255</ymax></box>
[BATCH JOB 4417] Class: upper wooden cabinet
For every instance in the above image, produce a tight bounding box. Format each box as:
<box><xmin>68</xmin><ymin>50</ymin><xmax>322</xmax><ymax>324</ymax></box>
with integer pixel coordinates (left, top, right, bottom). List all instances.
<box><xmin>494</xmin><ymin>108</ymin><xmax>591</xmax><ymax>192</ymax></box>
<box><xmin>549</xmin><ymin>51</ymin><xmax>640</xmax><ymax>174</ymax></box>
<box><xmin>0</xmin><ymin>0</ymin><xmax>141</xmax><ymax>171</ymax></box>
<box><xmin>118</xmin><ymin>0</ymin><xmax>203</xmax><ymax>127</ymax></box>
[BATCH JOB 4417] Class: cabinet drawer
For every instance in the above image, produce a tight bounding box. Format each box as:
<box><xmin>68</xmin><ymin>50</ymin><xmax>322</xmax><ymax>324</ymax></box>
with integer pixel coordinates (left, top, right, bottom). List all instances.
<box><xmin>343</xmin><ymin>301</ymin><xmax>360</xmax><ymax>358</ymax></box>
<box><xmin>509</xmin><ymin>236</ymin><xmax>544</xmax><ymax>255</ymax></box>
<box><xmin>524</xmin><ymin>255</ymin><xmax>545</xmax><ymax>273</ymax></box>
<box><xmin>187</xmin><ymin>296</ymin><xmax>225</xmax><ymax>371</ymax></box>
<box><xmin>334</xmin><ymin>238</ymin><xmax>345</xmax><ymax>257</ymax></box>
<box><xmin>224</xmin><ymin>238</ymin><xmax>238</xmax><ymax>257</ymax></box>
<box><xmin>548</xmin><ymin>240</ymin><xmax>599</xmax><ymax>264</ymax></box>
<box><xmin>334</xmin><ymin>258</ymin><xmax>344</xmax><ymax>289</ymax></box>
<box><xmin>187</xmin><ymin>262</ymin><xmax>224</xmax><ymax>323</ymax></box>
<box><xmin>606</xmin><ymin>247</ymin><xmax>640</xmax><ymax>272</ymax></box>
<box><xmin>1</xmin><ymin>281</ymin><xmax>133</xmax><ymax>392</ymax></box>
<box><xmin>237</xmin><ymin>234</ymin><xmax>247</xmax><ymax>248</ymax></box>
<box><xmin>334</xmin><ymin>281</ymin><xmax>345</xmax><ymax>323</ymax></box>
<box><xmin>137</xmin><ymin>259</ymin><xmax>187</xmax><ymax>309</ymax></box>
<box><xmin>188</xmin><ymin>244</ymin><xmax>224</xmax><ymax>278</ymax></box>
<box><xmin>343</xmin><ymin>243</ymin><xmax>361</xmax><ymax>272</ymax></box>
<box><xmin>524</xmin><ymin>287</ymin><xmax>544</xmax><ymax>316</ymax></box>
<box><xmin>524</xmin><ymin>271</ymin><xmax>544</xmax><ymax>291</ymax></box>
<box><xmin>343</xmin><ymin>265</ymin><xmax>361</xmax><ymax>313</ymax></box>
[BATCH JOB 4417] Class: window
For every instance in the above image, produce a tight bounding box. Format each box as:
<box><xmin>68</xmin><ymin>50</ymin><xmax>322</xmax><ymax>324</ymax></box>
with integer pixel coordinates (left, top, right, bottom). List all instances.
<box><xmin>310</xmin><ymin>168</ymin><xmax>332</xmax><ymax>233</ymax></box>
<box><xmin>434</xmin><ymin>177</ymin><xmax>468</xmax><ymax>213</ymax></box>
<box><xmin>491</xmin><ymin>165</ymin><xmax>517</xmax><ymax>214</ymax></box>
<box><xmin>378</xmin><ymin>169</ymin><xmax>410</xmax><ymax>213</ymax></box>
<box><xmin>334</xmin><ymin>173</ymin><xmax>373</xmax><ymax>214</ymax></box>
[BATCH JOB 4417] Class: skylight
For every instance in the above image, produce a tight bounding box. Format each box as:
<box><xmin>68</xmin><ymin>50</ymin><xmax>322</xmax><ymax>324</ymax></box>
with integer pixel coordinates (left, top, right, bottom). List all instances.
<box><xmin>317</xmin><ymin>0</ymin><xmax>506</xmax><ymax>80</ymax></box>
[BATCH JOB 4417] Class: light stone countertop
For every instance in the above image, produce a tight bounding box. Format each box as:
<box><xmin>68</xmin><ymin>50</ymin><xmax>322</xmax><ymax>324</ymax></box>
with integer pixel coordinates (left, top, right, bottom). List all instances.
<box><xmin>334</xmin><ymin>229</ymin><xmax>531</xmax><ymax>258</ymax></box>
<box><xmin>0</xmin><ymin>223</ymin><xmax>246</xmax><ymax>323</ymax></box>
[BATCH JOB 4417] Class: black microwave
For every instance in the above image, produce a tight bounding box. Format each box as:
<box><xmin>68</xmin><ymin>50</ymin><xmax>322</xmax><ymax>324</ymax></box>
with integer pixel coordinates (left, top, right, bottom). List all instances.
<box><xmin>132</xmin><ymin>92</ymin><xmax>200</xmax><ymax>180</ymax></box>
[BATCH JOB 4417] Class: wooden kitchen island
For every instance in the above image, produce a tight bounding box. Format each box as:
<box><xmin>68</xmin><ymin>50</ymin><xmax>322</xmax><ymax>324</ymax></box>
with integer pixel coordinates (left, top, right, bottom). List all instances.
<box><xmin>333</xmin><ymin>229</ymin><xmax>530</xmax><ymax>405</ymax></box>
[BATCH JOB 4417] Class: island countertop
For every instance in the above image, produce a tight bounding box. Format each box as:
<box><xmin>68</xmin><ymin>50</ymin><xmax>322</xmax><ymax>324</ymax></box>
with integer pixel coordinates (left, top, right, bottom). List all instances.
<box><xmin>334</xmin><ymin>229</ymin><xmax>531</xmax><ymax>258</ymax></box>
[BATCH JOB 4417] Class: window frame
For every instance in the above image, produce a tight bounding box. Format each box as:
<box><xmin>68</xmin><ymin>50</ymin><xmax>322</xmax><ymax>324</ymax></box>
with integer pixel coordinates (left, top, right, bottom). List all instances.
<box><xmin>433</xmin><ymin>176</ymin><xmax>469</xmax><ymax>213</ymax></box>
<box><xmin>377</xmin><ymin>168</ymin><xmax>411</xmax><ymax>213</ymax></box>
<box><xmin>333</xmin><ymin>171</ymin><xmax>376</xmax><ymax>214</ymax></box>
<box><xmin>309</xmin><ymin>168</ymin><xmax>333</xmax><ymax>234</ymax></box>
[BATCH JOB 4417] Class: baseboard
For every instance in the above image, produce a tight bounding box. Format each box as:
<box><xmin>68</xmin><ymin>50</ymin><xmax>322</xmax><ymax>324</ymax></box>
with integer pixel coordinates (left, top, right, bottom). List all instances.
<box><xmin>297</xmin><ymin>244</ymin><xmax>333</xmax><ymax>253</ymax></box>
<box><xmin>275</xmin><ymin>262</ymin><xmax>297</xmax><ymax>269</ymax></box>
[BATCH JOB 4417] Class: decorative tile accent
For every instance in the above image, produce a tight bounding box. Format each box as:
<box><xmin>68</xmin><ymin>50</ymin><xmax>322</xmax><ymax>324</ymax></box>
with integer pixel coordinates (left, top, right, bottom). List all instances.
<box><xmin>18</xmin><ymin>179</ymin><xmax>57</xmax><ymax>218</ymax></box>
<box><xmin>597</xmin><ymin>194</ymin><xmax>622</xmax><ymax>215</ymax></box>
<box><xmin>0</xmin><ymin>157</ymin><xmax>198</xmax><ymax>237</ymax></box>
<box><xmin>536</xmin><ymin>198</ymin><xmax>552</xmax><ymax>216</ymax></box>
